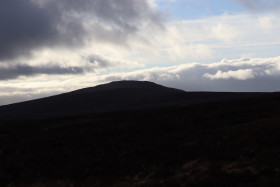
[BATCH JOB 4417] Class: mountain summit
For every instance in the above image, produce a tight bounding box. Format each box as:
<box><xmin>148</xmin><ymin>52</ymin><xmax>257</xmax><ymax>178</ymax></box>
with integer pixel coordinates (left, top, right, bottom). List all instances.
<box><xmin>69</xmin><ymin>80</ymin><xmax>184</xmax><ymax>94</ymax></box>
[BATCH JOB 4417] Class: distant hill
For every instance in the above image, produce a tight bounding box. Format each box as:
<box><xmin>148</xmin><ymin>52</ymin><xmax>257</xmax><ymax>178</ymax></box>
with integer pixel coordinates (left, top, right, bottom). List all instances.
<box><xmin>0</xmin><ymin>80</ymin><xmax>268</xmax><ymax>121</ymax></box>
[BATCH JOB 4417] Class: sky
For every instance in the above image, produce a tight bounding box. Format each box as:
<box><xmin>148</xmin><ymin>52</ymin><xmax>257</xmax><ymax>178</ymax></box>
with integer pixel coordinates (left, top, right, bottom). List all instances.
<box><xmin>1</xmin><ymin>0</ymin><xmax>280</xmax><ymax>105</ymax></box>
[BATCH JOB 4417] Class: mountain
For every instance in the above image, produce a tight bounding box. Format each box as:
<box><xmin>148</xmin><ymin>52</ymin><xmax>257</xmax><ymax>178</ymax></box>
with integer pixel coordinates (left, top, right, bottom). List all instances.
<box><xmin>0</xmin><ymin>80</ymin><xmax>267</xmax><ymax>121</ymax></box>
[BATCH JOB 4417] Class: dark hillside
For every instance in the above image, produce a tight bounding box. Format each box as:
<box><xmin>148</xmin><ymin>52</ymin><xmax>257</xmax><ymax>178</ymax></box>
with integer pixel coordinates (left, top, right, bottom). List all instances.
<box><xmin>0</xmin><ymin>90</ymin><xmax>280</xmax><ymax>186</ymax></box>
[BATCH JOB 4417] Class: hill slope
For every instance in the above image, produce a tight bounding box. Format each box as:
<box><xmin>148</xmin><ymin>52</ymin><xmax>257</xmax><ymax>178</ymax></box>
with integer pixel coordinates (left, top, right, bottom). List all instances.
<box><xmin>0</xmin><ymin>91</ymin><xmax>280</xmax><ymax>186</ymax></box>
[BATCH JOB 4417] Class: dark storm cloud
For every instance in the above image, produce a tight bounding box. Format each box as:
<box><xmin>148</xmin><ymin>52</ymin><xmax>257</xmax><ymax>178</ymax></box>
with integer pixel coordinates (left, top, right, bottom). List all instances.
<box><xmin>0</xmin><ymin>0</ymin><xmax>162</xmax><ymax>62</ymax></box>
<box><xmin>0</xmin><ymin>64</ymin><xmax>88</xmax><ymax>80</ymax></box>
<box><xmin>0</xmin><ymin>0</ymin><xmax>57</xmax><ymax>61</ymax></box>
<box><xmin>235</xmin><ymin>0</ymin><xmax>280</xmax><ymax>11</ymax></box>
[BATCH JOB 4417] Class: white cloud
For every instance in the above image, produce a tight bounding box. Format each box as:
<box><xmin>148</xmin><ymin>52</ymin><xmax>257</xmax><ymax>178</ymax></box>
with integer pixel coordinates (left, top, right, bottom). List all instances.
<box><xmin>212</xmin><ymin>24</ymin><xmax>241</xmax><ymax>42</ymax></box>
<box><xmin>204</xmin><ymin>69</ymin><xmax>254</xmax><ymax>80</ymax></box>
<box><xmin>139</xmin><ymin>13</ymin><xmax>280</xmax><ymax>64</ymax></box>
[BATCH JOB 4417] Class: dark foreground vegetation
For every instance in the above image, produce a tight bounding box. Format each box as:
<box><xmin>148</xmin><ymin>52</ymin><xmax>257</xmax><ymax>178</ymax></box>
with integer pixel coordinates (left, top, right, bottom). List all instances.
<box><xmin>1</xmin><ymin>92</ymin><xmax>280</xmax><ymax>186</ymax></box>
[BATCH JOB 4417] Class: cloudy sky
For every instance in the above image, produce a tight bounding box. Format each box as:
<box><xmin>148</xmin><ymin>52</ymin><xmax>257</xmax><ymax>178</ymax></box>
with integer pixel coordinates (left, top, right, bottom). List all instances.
<box><xmin>1</xmin><ymin>0</ymin><xmax>280</xmax><ymax>105</ymax></box>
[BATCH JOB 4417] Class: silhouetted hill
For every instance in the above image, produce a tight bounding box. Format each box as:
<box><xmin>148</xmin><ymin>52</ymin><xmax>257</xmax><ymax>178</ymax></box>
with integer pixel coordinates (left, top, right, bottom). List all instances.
<box><xmin>0</xmin><ymin>80</ymin><xmax>267</xmax><ymax>121</ymax></box>
<box><xmin>71</xmin><ymin>80</ymin><xmax>183</xmax><ymax>94</ymax></box>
